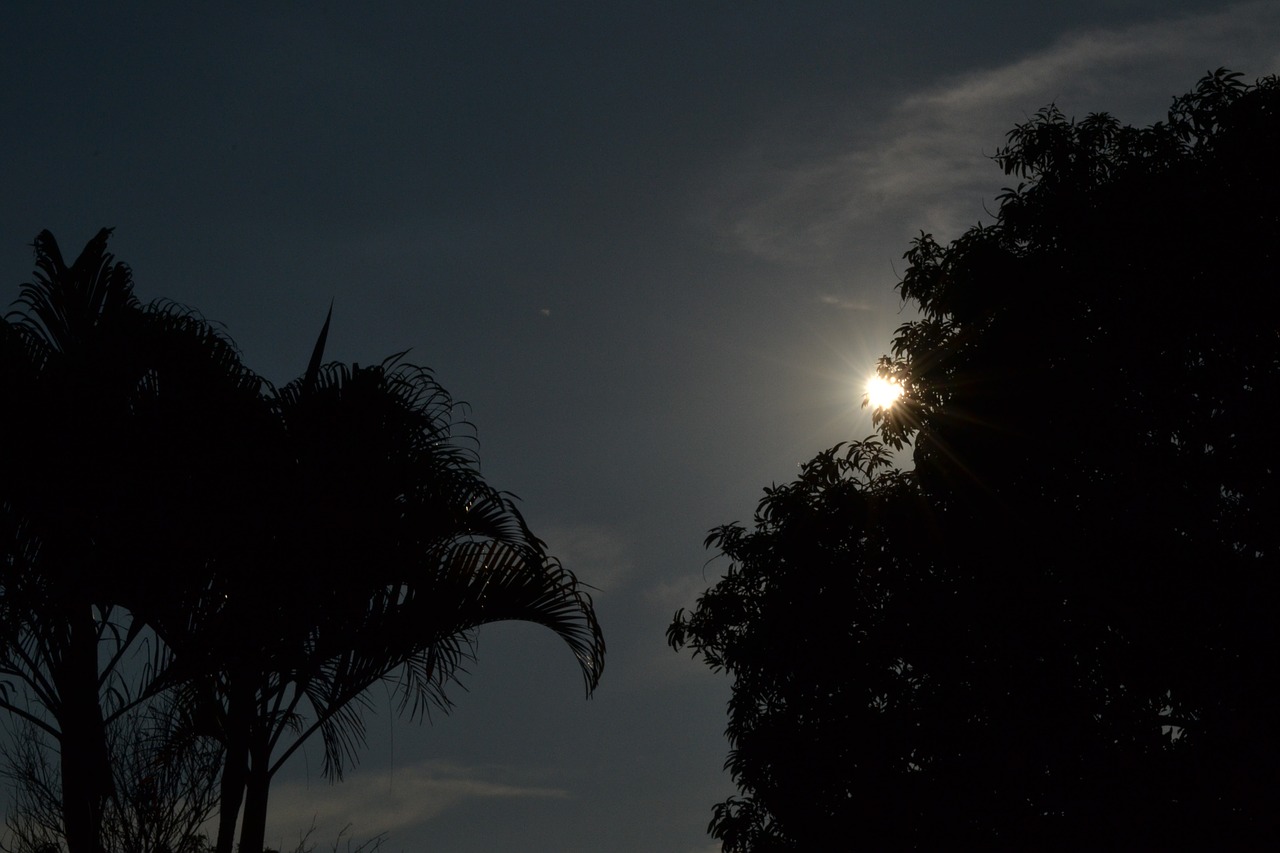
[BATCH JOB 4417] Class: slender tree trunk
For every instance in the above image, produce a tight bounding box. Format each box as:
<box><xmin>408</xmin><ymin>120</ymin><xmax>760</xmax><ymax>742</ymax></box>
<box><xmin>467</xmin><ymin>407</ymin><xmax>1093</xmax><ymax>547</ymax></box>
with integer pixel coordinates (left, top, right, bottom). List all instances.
<box><xmin>56</xmin><ymin>610</ymin><xmax>110</xmax><ymax>853</ymax></box>
<box><xmin>215</xmin><ymin>683</ymin><xmax>252</xmax><ymax>853</ymax></box>
<box><xmin>214</xmin><ymin>739</ymin><xmax>247</xmax><ymax>853</ymax></box>
<box><xmin>237</xmin><ymin>732</ymin><xmax>274</xmax><ymax>853</ymax></box>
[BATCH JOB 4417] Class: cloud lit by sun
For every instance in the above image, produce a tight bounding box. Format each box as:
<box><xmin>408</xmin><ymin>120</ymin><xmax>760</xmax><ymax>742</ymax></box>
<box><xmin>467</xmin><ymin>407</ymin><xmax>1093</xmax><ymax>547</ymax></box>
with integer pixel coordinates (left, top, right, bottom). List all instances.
<box><xmin>865</xmin><ymin>374</ymin><xmax>903</xmax><ymax>410</ymax></box>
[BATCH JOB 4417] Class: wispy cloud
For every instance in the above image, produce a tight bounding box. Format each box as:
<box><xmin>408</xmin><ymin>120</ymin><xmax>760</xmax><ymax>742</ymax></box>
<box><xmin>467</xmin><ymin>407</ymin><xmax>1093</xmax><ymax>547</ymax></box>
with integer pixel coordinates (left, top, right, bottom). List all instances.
<box><xmin>647</xmin><ymin>570</ymin><xmax>720</xmax><ymax>616</ymax></box>
<box><xmin>540</xmin><ymin>523</ymin><xmax>635</xmax><ymax>596</ymax></box>
<box><xmin>706</xmin><ymin>1</ymin><xmax>1280</xmax><ymax>266</ymax></box>
<box><xmin>641</xmin><ymin>568</ymin><xmax>737</xmax><ymax>685</ymax></box>
<box><xmin>263</xmin><ymin>759</ymin><xmax>565</xmax><ymax>846</ymax></box>
<box><xmin>818</xmin><ymin>293</ymin><xmax>872</xmax><ymax>311</ymax></box>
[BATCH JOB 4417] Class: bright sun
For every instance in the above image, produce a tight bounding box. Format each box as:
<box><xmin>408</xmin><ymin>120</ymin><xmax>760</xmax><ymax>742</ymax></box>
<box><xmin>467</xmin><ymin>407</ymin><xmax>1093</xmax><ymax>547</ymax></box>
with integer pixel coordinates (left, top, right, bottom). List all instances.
<box><xmin>865</xmin><ymin>374</ymin><xmax>903</xmax><ymax>410</ymax></box>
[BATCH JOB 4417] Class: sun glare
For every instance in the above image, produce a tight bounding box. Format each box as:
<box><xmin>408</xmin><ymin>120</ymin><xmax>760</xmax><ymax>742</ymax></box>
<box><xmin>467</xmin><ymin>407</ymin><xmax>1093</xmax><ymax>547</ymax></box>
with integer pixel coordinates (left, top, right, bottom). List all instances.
<box><xmin>865</xmin><ymin>374</ymin><xmax>903</xmax><ymax>410</ymax></box>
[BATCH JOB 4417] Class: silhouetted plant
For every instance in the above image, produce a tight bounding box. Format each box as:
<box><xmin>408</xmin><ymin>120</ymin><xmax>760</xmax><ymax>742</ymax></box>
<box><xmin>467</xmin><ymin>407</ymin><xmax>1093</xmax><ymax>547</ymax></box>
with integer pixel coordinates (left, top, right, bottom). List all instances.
<box><xmin>1</xmin><ymin>229</ymin><xmax>264</xmax><ymax>853</ymax></box>
<box><xmin>2</xmin><ymin>693</ymin><xmax>219</xmax><ymax>853</ymax></box>
<box><xmin>670</xmin><ymin>440</ymin><xmax>934</xmax><ymax>851</ymax></box>
<box><xmin>673</xmin><ymin>69</ymin><xmax>1280</xmax><ymax>850</ymax></box>
<box><xmin>173</xmin><ymin>315</ymin><xmax>605</xmax><ymax>853</ymax></box>
<box><xmin>1</xmin><ymin>232</ymin><xmax>605</xmax><ymax>853</ymax></box>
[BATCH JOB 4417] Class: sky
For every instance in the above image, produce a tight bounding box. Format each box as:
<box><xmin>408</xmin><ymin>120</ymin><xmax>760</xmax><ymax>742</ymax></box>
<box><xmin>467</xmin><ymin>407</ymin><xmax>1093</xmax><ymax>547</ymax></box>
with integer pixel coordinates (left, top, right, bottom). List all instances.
<box><xmin>2</xmin><ymin>2</ymin><xmax>1278</xmax><ymax>851</ymax></box>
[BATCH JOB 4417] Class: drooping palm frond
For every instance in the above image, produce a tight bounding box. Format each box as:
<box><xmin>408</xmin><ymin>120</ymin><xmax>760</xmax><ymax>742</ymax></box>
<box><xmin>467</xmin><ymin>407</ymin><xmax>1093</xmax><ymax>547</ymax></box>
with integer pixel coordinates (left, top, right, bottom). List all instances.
<box><xmin>406</xmin><ymin>540</ymin><xmax>604</xmax><ymax>692</ymax></box>
<box><xmin>131</xmin><ymin>299</ymin><xmax>263</xmax><ymax>397</ymax></box>
<box><xmin>273</xmin><ymin>356</ymin><xmax>541</xmax><ymax>556</ymax></box>
<box><xmin>270</xmin><ymin>533</ymin><xmax>604</xmax><ymax>781</ymax></box>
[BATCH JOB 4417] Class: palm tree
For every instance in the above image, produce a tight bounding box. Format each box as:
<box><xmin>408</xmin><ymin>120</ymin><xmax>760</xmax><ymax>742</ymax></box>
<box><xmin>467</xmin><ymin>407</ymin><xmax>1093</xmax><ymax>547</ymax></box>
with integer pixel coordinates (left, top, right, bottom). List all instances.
<box><xmin>163</xmin><ymin>313</ymin><xmax>605</xmax><ymax>853</ymax></box>
<box><xmin>0</xmin><ymin>229</ymin><xmax>265</xmax><ymax>853</ymax></box>
<box><xmin>2</xmin><ymin>232</ymin><xmax>605</xmax><ymax>853</ymax></box>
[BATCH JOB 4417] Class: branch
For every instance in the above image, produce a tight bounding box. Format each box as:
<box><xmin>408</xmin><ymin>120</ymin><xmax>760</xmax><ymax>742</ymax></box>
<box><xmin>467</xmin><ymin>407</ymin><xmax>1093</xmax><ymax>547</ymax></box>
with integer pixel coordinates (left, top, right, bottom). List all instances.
<box><xmin>0</xmin><ymin>697</ymin><xmax>61</xmax><ymax>739</ymax></box>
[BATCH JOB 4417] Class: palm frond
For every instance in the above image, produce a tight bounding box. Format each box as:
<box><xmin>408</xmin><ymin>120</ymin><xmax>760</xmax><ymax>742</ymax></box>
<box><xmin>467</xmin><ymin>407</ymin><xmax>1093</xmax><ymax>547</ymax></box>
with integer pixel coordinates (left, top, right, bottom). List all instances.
<box><xmin>302</xmin><ymin>301</ymin><xmax>334</xmax><ymax>394</ymax></box>
<box><xmin>404</xmin><ymin>539</ymin><xmax>605</xmax><ymax>696</ymax></box>
<box><xmin>8</xmin><ymin>229</ymin><xmax>140</xmax><ymax>355</ymax></box>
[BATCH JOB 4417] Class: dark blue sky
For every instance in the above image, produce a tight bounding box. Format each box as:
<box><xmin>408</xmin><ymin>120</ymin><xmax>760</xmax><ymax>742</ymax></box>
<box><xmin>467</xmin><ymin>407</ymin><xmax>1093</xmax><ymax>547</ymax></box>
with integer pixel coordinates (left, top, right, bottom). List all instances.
<box><xmin>3</xmin><ymin>2</ymin><xmax>1277</xmax><ymax>850</ymax></box>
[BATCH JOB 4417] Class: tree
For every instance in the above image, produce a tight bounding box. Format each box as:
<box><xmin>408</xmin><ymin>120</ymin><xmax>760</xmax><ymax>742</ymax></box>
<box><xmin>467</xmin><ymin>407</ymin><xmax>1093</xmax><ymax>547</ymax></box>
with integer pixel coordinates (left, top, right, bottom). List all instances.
<box><xmin>669</xmin><ymin>441</ymin><xmax>938</xmax><ymax>851</ymax></box>
<box><xmin>875</xmin><ymin>68</ymin><xmax>1280</xmax><ymax>844</ymax></box>
<box><xmin>1</xmin><ymin>229</ymin><xmax>265</xmax><ymax>853</ymax></box>
<box><xmin>2</xmin><ymin>232</ymin><xmax>606</xmax><ymax>853</ymax></box>
<box><xmin>172</xmin><ymin>322</ymin><xmax>606</xmax><ymax>853</ymax></box>
<box><xmin>672</xmin><ymin>69</ymin><xmax>1280</xmax><ymax>849</ymax></box>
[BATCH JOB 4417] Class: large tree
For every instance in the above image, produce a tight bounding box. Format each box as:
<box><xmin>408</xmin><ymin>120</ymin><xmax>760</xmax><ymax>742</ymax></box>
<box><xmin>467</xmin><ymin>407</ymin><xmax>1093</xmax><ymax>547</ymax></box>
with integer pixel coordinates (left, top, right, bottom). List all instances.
<box><xmin>672</xmin><ymin>69</ymin><xmax>1280</xmax><ymax>850</ymax></box>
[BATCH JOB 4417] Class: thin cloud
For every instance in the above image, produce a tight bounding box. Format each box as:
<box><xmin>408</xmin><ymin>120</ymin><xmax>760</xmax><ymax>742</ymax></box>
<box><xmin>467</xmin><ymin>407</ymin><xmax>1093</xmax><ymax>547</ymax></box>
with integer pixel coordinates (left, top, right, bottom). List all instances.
<box><xmin>641</xmin><ymin>571</ymin><xmax>735</xmax><ymax>685</ymax></box>
<box><xmin>685</xmin><ymin>845</ymin><xmax>725</xmax><ymax>853</ymax></box>
<box><xmin>264</xmin><ymin>759</ymin><xmax>566</xmax><ymax>845</ymax></box>
<box><xmin>647</xmin><ymin>571</ymin><xmax>718</xmax><ymax>615</ymax></box>
<box><xmin>540</xmin><ymin>523</ymin><xmax>634</xmax><ymax>596</ymax></box>
<box><xmin>707</xmin><ymin>1</ymin><xmax>1280</xmax><ymax>265</ymax></box>
<box><xmin>819</xmin><ymin>293</ymin><xmax>871</xmax><ymax>311</ymax></box>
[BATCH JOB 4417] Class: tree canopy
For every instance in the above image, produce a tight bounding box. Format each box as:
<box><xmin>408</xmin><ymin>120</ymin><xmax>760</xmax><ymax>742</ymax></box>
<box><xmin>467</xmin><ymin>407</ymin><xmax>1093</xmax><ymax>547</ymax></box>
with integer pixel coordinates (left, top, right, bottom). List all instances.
<box><xmin>672</xmin><ymin>69</ymin><xmax>1280</xmax><ymax>850</ymax></box>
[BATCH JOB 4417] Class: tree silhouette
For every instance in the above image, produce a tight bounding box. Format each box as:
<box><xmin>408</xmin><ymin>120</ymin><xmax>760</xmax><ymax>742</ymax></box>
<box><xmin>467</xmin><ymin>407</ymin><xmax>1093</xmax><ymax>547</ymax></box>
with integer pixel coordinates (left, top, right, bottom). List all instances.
<box><xmin>1</xmin><ymin>229</ymin><xmax>264</xmax><ymax>853</ymax></box>
<box><xmin>173</xmin><ymin>318</ymin><xmax>605</xmax><ymax>853</ymax></box>
<box><xmin>1</xmin><ymin>231</ymin><xmax>605</xmax><ymax>853</ymax></box>
<box><xmin>669</xmin><ymin>440</ymin><xmax>934</xmax><ymax>851</ymax></box>
<box><xmin>672</xmin><ymin>70</ymin><xmax>1280</xmax><ymax>850</ymax></box>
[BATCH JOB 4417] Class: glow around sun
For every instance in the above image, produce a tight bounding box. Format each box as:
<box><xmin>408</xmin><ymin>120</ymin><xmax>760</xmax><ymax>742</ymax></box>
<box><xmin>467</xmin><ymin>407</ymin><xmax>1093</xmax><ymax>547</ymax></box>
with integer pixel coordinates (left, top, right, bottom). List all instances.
<box><xmin>865</xmin><ymin>374</ymin><xmax>903</xmax><ymax>410</ymax></box>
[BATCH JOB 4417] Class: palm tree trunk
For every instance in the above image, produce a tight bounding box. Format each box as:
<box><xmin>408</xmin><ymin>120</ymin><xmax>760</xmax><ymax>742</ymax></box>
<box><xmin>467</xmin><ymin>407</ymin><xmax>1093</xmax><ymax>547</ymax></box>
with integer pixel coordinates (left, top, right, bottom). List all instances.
<box><xmin>56</xmin><ymin>610</ymin><xmax>110</xmax><ymax>853</ymax></box>
<box><xmin>214</xmin><ymin>682</ymin><xmax>253</xmax><ymax>853</ymax></box>
<box><xmin>236</xmin><ymin>733</ymin><xmax>274</xmax><ymax>853</ymax></box>
<box><xmin>213</xmin><ymin>739</ymin><xmax>247</xmax><ymax>853</ymax></box>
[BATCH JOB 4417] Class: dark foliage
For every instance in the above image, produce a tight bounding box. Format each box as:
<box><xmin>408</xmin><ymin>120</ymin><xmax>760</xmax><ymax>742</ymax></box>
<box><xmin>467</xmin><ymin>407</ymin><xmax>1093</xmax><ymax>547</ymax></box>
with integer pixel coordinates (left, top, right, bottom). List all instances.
<box><xmin>0</xmin><ymin>229</ymin><xmax>260</xmax><ymax>853</ymax></box>
<box><xmin>669</xmin><ymin>441</ymin><xmax>935</xmax><ymax>850</ymax></box>
<box><xmin>672</xmin><ymin>70</ymin><xmax>1280</xmax><ymax>850</ymax></box>
<box><xmin>1</xmin><ymin>231</ymin><xmax>605</xmax><ymax>853</ymax></box>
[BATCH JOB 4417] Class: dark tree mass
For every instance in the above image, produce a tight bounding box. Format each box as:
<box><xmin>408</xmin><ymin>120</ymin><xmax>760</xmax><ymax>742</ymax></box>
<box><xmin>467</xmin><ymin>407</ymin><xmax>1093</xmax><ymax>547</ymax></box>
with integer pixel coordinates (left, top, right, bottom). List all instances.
<box><xmin>0</xmin><ymin>231</ymin><xmax>604</xmax><ymax>853</ymax></box>
<box><xmin>671</xmin><ymin>70</ymin><xmax>1280</xmax><ymax>850</ymax></box>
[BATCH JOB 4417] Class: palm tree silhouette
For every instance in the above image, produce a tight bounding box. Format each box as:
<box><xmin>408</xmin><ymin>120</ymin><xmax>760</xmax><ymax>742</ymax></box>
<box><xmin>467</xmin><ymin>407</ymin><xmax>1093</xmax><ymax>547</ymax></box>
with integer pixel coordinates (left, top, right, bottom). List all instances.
<box><xmin>1</xmin><ymin>229</ymin><xmax>265</xmax><ymax>853</ymax></box>
<box><xmin>176</xmin><ymin>315</ymin><xmax>605</xmax><ymax>853</ymax></box>
<box><xmin>2</xmin><ymin>232</ymin><xmax>605</xmax><ymax>853</ymax></box>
